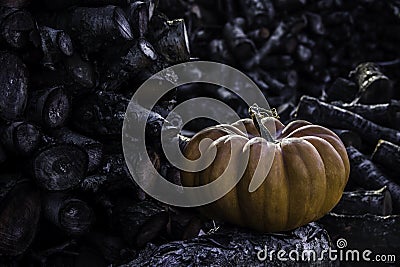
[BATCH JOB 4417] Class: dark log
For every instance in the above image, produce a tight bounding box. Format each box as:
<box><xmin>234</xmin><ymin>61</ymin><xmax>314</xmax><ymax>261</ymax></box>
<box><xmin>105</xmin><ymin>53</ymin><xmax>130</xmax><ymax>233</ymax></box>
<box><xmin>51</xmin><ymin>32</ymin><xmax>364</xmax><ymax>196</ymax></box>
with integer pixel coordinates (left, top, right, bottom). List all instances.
<box><xmin>305</xmin><ymin>12</ymin><xmax>326</xmax><ymax>35</ymax></box>
<box><xmin>295</xmin><ymin>96</ymin><xmax>400</xmax><ymax>146</ymax></box>
<box><xmin>121</xmin><ymin>223</ymin><xmax>338</xmax><ymax>266</ymax></box>
<box><xmin>350</xmin><ymin>62</ymin><xmax>393</xmax><ymax>104</ymax></box>
<box><xmin>0</xmin><ymin>0</ymin><xmax>30</xmax><ymax>8</ymax></box>
<box><xmin>64</xmin><ymin>54</ymin><xmax>96</xmax><ymax>89</ymax></box>
<box><xmin>331</xmin><ymin>129</ymin><xmax>362</xmax><ymax>150</ymax></box>
<box><xmin>42</xmin><ymin>193</ymin><xmax>94</xmax><ymax>235</ymax></box>
<box><xmin>247</xmin><ymin>27</ymin><xmax>270</xmax><ymax>43</ymax></box>
<box><xmin>319</xmin><ymin>213</ymin><xmax>400</xmax><ymax>257</ymax></box>
<box><xmin>101</xmin><ymin>38</ymin><xmax>157</xmax><ymax>91</ymax></box>
<box><xmin>0</xmin><ymin>7</ymin><xmax>34</xmax><ymax>49</ymax></box>
<box><xmin>80</xmin><ymin>152</ymin><xmax>155</xmax><ymax>200</ymax></box>
<box><xmin>333</xmin><ymin>187</ymin><xmax>392</xmax><ymax>216</ymax></box>
<box><xmin>239</xmin><ymin>0</ymin><xmax>275</xmax><ymax>28</ymax></box>
<box><xmin>32</xmin><ymin>144</ymin><xmax>88</xmax><ymax>191</ymax></box>
<box><xmin>114</xmin><ymin>200</ymin><xmax>165</xmax><ymax>246</ymax></box>
<box><xmin>51</xmin><ymin>128</ymin><xmax>103</xmax><ymax>173</ymax></box>
<box><xmin>0</xmin><ymin>180</ymin><xmax>40</xmax><ymax>256</ymax></box>
<box><xmin>296</xmin><ymin>44</ymin><xmax>312</xmax><ymax>62</ymax></box>
<box><xmin>42</xmin><ymin>6</ymin><xmax>133</xmax><ymax>54</ymax></box>
<box><xmin>135</xmin><ymin>211</ymin><xmax>169</xmax><ymax>248</ymax></box>
<box><xmin>41</xmin><ymin>0</ymin><xmax>128</xmax><ymax>10</ymax></box>
<box><xmin>0</xmin><ymin>51</ymin><xmax>28</xmax><ymax>121</ymax></box>
<box><xmin>259</xmin><ymin>54</ymin><xmax>294</xmax><ymax>69</ymax></box>
<box><xmin>124</xmin><ymin>1</ymin><xmax>149</xmax><ymax>37</ymax></box>
<box><xmin>273</xmin><ymin>0</ymin><xmax>307</xmax><ymax>11</ymax></box>
<box><xmin>372</xmin><ymin>140</ymin><xmax>400</xmax><ymax>173</ymax></box>
<box><xmin>223</xmin><ymin>20</ymin><xmax>255</xmax><ymax>63</ymax></box>
<box><xmin>86</xmin><ymin>232</ymin><xmax>129</xmax><ymax>264</ymax></box>
<box><xmin>38</xmin><ymin>26</ymin><xmax>73</xmax><ymax>70</ymax></box>
<box><xmin>333</xmin><ymin>100</ymin><xmax>400</xmax><ymax>130</ymax></box>
<box><xmin>346</xmin><ymin>146</ymin><xmax>400</xmax><ymax>213</ymax></box>
<box><xmin>272</xmin><ymin>70</ymin><xmax>298</xmax><ymax>88</ymax></box>
<box><xmin>72</xmin><ymin>91</ymin><xmax>165</xmax><ymax>139</ymax></box>
<box><xmin>0</xmin><ymin>143</ymin><xmax>6</xmax><ymax>164</ymax></box>
<box><xmin>208</xmin><ymin>39</ymin><xmax>235</xmax><ymax>65</ymax></box>
<box><xmin>154</xmin><ymin>19</ymin><xmax>190</xmax><ymax>64</ymax></box>
<box><xmin>0</xmin><ymin>121</ymin><xmax>41</xmax><ymax>156</ymax></box>
<box><xmin>245</xmin><ymin>21</ymin><xmax>288</xmax><ymax>69</ymax></box>
<box><xmin>26</xmin><ymin>86</ymin><xmax>70</xmax><ymax>129</ymax></box>
<box><xmin>324</xmin><ymin>77</ymin><xmax>358</xmax><ymax>103</ymax></box>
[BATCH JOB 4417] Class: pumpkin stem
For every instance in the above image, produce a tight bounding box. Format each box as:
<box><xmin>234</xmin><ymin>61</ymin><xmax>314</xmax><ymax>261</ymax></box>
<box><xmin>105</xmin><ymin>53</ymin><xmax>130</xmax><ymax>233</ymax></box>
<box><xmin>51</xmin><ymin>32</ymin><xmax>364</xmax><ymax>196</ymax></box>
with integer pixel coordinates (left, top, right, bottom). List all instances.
<box><xmin>249</xmin><ymin>104</ymin><xmax>279</xmax><ymax>142</ymax></box>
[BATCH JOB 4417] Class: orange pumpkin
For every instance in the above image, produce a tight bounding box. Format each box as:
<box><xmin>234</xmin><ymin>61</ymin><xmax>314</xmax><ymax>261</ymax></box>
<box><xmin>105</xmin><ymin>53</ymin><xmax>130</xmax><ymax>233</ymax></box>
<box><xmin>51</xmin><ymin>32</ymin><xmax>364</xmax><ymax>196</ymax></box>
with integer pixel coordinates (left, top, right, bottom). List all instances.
<box><xmin>181</xmin><ymin>108</ymin><xmax>349</xmax><ymax>232</ymax></box>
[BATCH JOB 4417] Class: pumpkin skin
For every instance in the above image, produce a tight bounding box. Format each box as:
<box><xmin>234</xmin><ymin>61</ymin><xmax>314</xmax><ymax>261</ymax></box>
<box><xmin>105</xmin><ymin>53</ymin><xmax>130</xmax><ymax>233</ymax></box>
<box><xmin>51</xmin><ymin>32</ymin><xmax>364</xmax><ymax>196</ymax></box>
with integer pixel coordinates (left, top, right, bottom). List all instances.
<box><xmin>181</xmin><ymin>118</ymin><xmax>350</xmax><ymax>232</ymax></box>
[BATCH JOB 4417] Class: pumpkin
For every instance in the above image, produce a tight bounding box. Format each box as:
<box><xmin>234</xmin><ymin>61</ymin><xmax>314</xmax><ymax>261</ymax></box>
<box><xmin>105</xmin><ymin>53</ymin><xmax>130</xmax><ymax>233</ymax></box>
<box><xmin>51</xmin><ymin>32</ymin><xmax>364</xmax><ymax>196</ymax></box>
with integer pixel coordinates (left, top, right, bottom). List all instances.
<box><xmin>181</xmin><ymin>105</ymin><xmax>350</xmax><ymax>232</ymax></box>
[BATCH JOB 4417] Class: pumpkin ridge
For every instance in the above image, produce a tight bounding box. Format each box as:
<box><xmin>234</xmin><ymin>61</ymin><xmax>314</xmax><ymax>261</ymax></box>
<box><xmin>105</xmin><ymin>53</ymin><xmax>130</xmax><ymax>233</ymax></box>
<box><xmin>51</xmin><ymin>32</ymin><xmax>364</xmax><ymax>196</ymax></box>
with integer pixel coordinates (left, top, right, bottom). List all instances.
<box><xmin>279</xmin><ymin>141</ymin><xmax>293</xmax><ymax>230</ymax></box>
<box><xmin>301</xmin><ymin>138</ymin><xmax>329</xmax><ymax>220</ymax></box>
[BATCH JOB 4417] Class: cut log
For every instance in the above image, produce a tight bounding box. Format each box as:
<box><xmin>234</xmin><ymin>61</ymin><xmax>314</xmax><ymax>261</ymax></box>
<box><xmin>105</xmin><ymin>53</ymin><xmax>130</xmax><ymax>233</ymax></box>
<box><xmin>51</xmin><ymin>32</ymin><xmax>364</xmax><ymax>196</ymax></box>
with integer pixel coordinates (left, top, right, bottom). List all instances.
<box><xmin>332</xmin><ymin>187</ymin><xmax>392</xmax><ymax>216</ymax></box>
<box><xmin>32</xmin><ymin>144</ymin><xmax>88</xmax><ymax>191</ymax></box>
<box><xmin>331</xmin><ymin>129</ymin><xmax>362</xmax><ymax>150</ymax></box>
<box><xmin>346</xmin><ymin>146</ymin><xmax>400</xmax><ymax>213</ymax></box>
<box><xmin>350</xmin><ymin>62</ymin><xmax>392</xmax><ymax>104</ymax></box>
<box><xmin>42</xmin><ymin>192</ymin><xmax>94</xmax><ymax>235</ymax></box>
<box><xmin>0</xmin><ymin>179</ymin><xmax>40</xmax><ymax>256</ymax></box>
<box><xmin>0</xmin><ymin>7</ymin><xmax>35</xmax><ymax>49</ymax></box>
<box><xmin>0</xmin><ymin>121</ymin><xmax>41</xmax><ymax>156</ymax></box>
<box><xmin>51</xmin><ymin>128</ymin><xmax>103</xmax><ymax>173</ymax></box>
<box><xmin>223</xmin><ymin>20</ymin><xmax>255</xmax><ymax>63</ymax></box>
<box><xmin>239</xmin><ymin>0</ymin><xmax>275</xmax><ymax>28</ymax></box>
<box><xmin>38</xmin><ymin>26</ymin><xmax>73</xmax><ymax>70</ymax></box>
<box><xmin>26</xmin><ymin>86</ymin><xmax>70</xmax><ymax>129</ymax></box>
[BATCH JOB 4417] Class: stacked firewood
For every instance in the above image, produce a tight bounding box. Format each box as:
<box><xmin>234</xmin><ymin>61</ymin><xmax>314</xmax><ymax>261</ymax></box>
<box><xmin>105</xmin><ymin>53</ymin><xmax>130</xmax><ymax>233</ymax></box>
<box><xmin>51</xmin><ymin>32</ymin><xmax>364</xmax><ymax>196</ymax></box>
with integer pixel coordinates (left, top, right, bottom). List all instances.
<box><xmin>0</xmin><ymin>0</ymin><xmax>400</xmax><ymax>266</ymax></box>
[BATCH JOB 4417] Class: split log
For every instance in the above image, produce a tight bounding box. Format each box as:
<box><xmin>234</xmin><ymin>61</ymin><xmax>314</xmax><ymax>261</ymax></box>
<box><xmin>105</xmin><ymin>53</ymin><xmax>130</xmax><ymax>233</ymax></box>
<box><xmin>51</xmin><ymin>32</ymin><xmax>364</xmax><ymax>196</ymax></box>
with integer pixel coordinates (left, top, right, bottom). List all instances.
<box><xmin>0</xmin><ymin>51</ymin><xmax>28</xmax><ymax>121</ymax></box>
<box><xmin>154</xmin><ymin>19</ymin><xmax>190</xmax><ymax>64</ymax></box>
<box><xmin>51</xmin><ymin>128</ymin><xmax>103</xmax><ymax>173</ymax></box>
<box><xmin>295</xmin><ymin>96</ymin><xmax>400</xmax><ymax>146</ymax></box>
<box><xmin>371</xmin><ymin>140</ymin><xmax>400</xmax><ymax>173</ymax></box>
<box><xmin>332</xmin><ymin>187</ymin><xmax>392</xmax><ymax>216</ymax></box>
<box><xmin>121</xmin><ymin>222</ymin><xmax>338</xmax><ymax>267</ymax></box>
<box><xmin>0</xmin><ymin>7</ymin><xmax>35</xmax><ymax>49</ymax></box>
<box><xmin>0</xmin><ymin>179</ymin><xmax>40</xmax><ymax>256</ymax></box>
<box><xmin>0</xmin><ymin>121</ymin><xmax>41</xmax><ymax>156</ymax></box>
<box><xmin>346</xmin><ymin>146</ymin><xmax>400</xmax><ymax>213</ymax></box>
<box><xmin>42</xmin><ymin>192</ymin><xmax>94</xmax><ymax>235</ymax></box>
<box><xmin>26</xmin><ymin>86</ymin><xmax>70</xmax><ymax>129</ymax></box>
<box><xmin>333</xmin><ymin>100</ymin><xmax>400</xmax><ymax>130</ymax></box>
<box><xmin>124</xmin><ymin>1</ymin><xmax>150</xmax><ymax>37</ymax></box>
<box><xmin>32</xmin><ymin>144</ymin><xmax>88</xmax><ymax>191</ymax></box>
